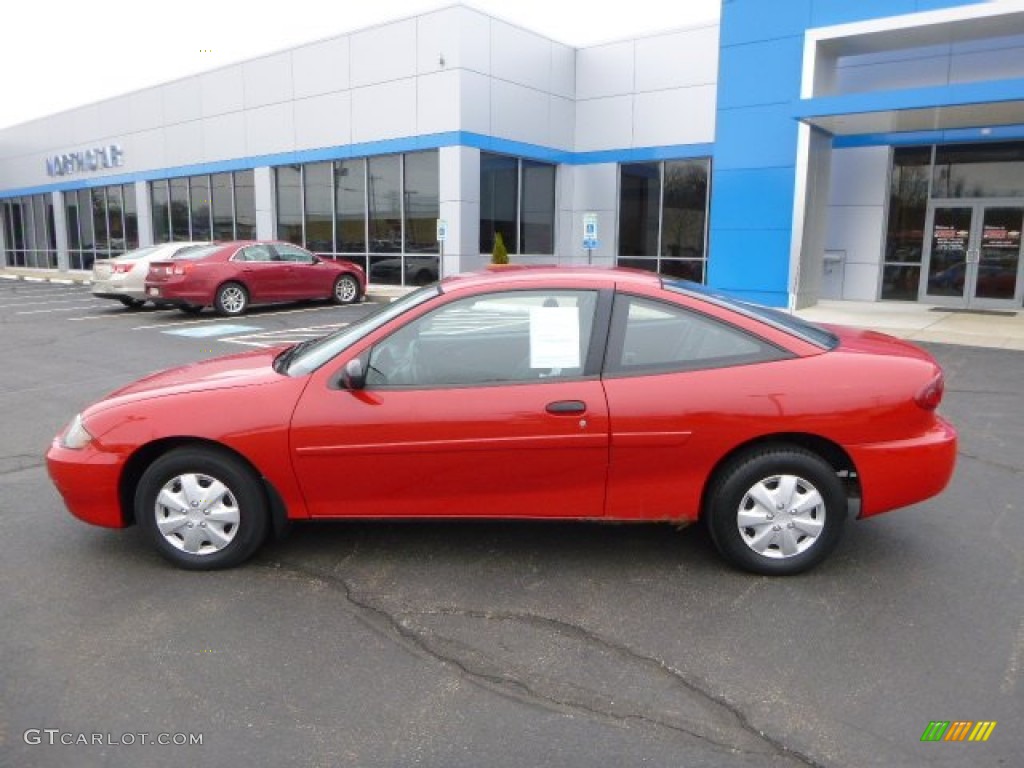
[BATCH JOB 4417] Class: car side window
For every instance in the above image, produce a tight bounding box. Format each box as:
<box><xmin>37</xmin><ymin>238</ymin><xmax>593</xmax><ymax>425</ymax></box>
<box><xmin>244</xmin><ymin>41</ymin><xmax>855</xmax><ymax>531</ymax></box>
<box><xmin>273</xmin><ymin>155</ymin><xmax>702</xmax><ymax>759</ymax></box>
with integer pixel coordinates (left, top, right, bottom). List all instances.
<box><xmin>238</xmin><ymin>245</ymin><xmax>274</xmax><ymax>263</ymax></box>
<box><xmin>606</xmin><ymin>294</ymin><xmax>786</xmax><ymax>375</ymax></box>
<box><xmin>275</xmin><ymin>244</ymin><xmax>315</xmax><ymax>264</ymax></box>
<box><xmin>365</xmin><ymin>290</ymin><xmax>599</xmax><ymax>388</ymax></box>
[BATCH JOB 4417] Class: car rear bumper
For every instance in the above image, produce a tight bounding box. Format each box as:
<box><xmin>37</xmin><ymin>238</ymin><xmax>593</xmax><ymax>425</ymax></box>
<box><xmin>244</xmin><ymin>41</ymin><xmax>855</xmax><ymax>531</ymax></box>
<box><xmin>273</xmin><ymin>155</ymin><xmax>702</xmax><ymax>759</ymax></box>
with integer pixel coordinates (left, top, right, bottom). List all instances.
<box><xmin>46</xmin><ymin>440</ymin><xmax>126</xmax><ymax>528</ymax></box>
<box><xmin>144</xmin><ymin>283</ymin><xmax>209</xmax><ymax>306</ymax></box>
<box><xmin>849</xmin><ymin>417</ymin><xmax>958</xmax><ymax>518</ymax></box>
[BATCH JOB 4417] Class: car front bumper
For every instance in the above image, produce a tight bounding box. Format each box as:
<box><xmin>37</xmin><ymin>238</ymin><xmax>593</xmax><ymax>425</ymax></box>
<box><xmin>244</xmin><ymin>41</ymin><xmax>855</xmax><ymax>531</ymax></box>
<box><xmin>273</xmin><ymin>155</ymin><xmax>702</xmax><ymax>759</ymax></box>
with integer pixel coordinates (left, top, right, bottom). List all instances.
<box><xmin>46</xmin><ymin>439</ymin><xmax>127</xmax><ymax>528</ymax></box>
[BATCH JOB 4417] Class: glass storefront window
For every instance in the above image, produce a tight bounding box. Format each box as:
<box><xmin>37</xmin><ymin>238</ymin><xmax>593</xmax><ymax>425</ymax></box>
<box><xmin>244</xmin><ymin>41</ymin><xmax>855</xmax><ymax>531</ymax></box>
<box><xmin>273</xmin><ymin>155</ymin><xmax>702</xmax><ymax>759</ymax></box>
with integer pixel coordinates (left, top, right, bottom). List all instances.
<box><xmin>276</xmin><ymin>166</ymin><xmax>303</xmax><ymax>246</ymax></box>
<box><xmin>335</xmin><ymin>159</ymin><xmax>365</xmax><ymax>254</ymax></box>
<box><xmin>304</xmin><ymin>162</ymin><xmax>333</xmax><ymax>253</ymax></box>
<box><xmin>151</xmin><ymin>181</ymin><xmax>170</xmax><ymax>243</ymax></box>
<box><xmin>403</xmin><ymin>152</ymin><xmax>439</xmax><ymax>255</ymax></box>
<box><xmin>882</xmin><ymin>146</ymin><xmax>931</xmax><ymax>301</ymax></box>
<box><xmin>211</xmin><ymin>173</ymin><xmax>234</xmax><ymax>240</ymax></box>
<box><xmin>234</xmin><ymin>171</ymin><xmax>256</xmax><ymax>239</ymax></box>
<box><xmin>190</xmin><ymin>176</ymin><xmax>212</xmax><ymax>241</ymax></box>
<box><xmin>618</xmin><ymin>163</ymin><xmax>661</xmax><ymax>259</ymax></box>
<box><xmin>521</xmin><ymin>160</ymin><xmax>555</xmax><ymax>254</ymax></box>
<box><xmin>480</xmin><ymin>153</ymin><xmax>519</xmax><ymax>254</ymax></box>
<box><xmin>169</xmin><ymin>178</ymin><xmax>190</xmax><ymax>241</ymax></box>
<box><xmin>933</xmin><ymin>142</ymin><xmax>1024</xmax><ymax>199</ymax></box>
<box><xmin>368</xmin><ymin>155</ymin><xmax>402</xmax><ymax>254</ymax></box>
<box><xmin>618</xmin><ymin>159</ymin><xmax>710</xmax><ymax>282</ymax></box>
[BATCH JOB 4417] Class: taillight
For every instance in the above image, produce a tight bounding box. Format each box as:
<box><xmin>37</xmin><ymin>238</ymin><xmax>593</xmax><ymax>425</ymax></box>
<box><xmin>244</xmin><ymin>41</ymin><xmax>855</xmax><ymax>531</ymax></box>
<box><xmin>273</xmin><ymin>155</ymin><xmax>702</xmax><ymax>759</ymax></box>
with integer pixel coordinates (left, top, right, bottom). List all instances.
<box><xmin>915</xmin><ymin>372</ymin><xmax>944</xmax><ymax>411</ymax></box>
<box><xmin>112</xmin><ymin>263</ymin><xmax>133</xmax><ymax>273</ymax></box>
<box><xmin>173</xmin><ymin>262</ymin><xmax>194</xmax><ymax>276</ymax></box>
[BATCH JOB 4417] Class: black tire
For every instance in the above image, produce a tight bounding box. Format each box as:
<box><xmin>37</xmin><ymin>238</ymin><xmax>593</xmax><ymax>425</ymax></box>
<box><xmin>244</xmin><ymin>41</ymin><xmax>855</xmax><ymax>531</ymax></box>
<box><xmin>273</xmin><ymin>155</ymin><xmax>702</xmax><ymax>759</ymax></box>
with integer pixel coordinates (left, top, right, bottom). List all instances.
<box><xmin>705</xmin><ymin>446</ymin><xmax>846</xmax><ymax>576</ymax></box>
<box><xmin>119</xmin><ymin>297</ymin><xmax>145</xmax><ymax>309</ymax></box>
<box><xmin>215</xmin><ymin>282</ymin><xmax>249</xmax><ymax>316</ymax></box>
<box><xmin>178</xmin><ymin>305</ymin><xmax>203</xmax><ymax>315</ymax></box>
<box><xmin>135</xmin><ymin>447</ymin><xmax>269</xmax><ymax>570</ymax></box>
<box><xmin>332</xmin><ymin>274</ymin><xmax>360</xmax><ymax>305</ymax></box>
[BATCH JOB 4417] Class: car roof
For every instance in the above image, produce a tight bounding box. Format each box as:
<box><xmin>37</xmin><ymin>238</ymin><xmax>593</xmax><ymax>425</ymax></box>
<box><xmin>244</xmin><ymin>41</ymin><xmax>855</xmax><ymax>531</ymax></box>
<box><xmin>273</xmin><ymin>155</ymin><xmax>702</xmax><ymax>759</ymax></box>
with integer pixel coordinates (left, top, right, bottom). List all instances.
<box><xmin>440</xmin><ymin>266</ymin><xmax>664</xmax><ymax>293</ymax></box>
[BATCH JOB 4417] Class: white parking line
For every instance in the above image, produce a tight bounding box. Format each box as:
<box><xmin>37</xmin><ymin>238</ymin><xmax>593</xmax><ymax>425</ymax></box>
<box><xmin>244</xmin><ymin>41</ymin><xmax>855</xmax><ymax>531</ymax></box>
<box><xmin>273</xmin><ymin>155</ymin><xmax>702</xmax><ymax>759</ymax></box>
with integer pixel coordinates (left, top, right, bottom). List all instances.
<box><xmin>65</xmin><ymin>302</ymin><xmax>352</xmax><ymax>325</ymax></box>
<box><xmin>0</xmin><ymin>297</ymin><xmax>100</xmax><ymax>308</ymax></box>
<box><xmin>16</xmin><ymin>304</ymin><xmax>111</xmax><ymax>315</ymax></box>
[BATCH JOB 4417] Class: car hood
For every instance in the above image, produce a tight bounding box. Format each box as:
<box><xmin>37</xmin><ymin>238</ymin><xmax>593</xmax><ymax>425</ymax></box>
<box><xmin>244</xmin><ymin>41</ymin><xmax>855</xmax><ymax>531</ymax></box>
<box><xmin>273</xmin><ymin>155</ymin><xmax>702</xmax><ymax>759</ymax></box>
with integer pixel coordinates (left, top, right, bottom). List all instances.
<box><xmin>94</xmin><ymin>347</ymin><xmax>290</xmax><ymax>409</ymax></box>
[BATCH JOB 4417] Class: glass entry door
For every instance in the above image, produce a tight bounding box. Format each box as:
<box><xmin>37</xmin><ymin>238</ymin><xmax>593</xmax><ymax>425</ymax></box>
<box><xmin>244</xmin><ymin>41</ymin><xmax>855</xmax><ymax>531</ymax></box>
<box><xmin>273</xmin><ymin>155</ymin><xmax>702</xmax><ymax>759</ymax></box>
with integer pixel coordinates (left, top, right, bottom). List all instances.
<box><xmin>922</xmin><ymin>202</ymin><xmax>1024</xmax><ymax>308</ymax></box>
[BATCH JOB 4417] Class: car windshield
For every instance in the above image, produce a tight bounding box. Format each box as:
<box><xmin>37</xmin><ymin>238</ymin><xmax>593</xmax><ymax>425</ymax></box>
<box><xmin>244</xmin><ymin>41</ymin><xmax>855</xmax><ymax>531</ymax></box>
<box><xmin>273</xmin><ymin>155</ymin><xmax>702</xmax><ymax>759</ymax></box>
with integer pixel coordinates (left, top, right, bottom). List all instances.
<box><xmin>663</xmin><ymin>279</ymin><xmax>839</xmax><ymax>350</ymax></box>
<box><xmin>283</xmin><ymin>284</ymin><xmax>442</xmax><ymax>376</ymax></box>
<box><xmin>172</xmin><ymin>244</ymin><xmax>222</xmax><ymax>260</ymax></box>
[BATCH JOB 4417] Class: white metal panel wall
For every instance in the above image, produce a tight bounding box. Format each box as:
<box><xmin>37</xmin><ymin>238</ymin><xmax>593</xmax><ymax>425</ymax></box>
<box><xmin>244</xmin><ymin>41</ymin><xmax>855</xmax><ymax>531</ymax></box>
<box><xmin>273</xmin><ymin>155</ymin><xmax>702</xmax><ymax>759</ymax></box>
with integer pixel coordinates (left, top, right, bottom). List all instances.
<box><xmin>824</xmin><ymin>146</ymin><xmax>890</xmax><ymax>300</ymax></box>
<box><xmin>834</xmin><ymin>34</ymin><xmax>1024</xmax><ymax>94</ymax></box>
<box><xmin>575</xmin><ymin>25</ymin><xmax>719</xmax><ymax>152</ymax></box>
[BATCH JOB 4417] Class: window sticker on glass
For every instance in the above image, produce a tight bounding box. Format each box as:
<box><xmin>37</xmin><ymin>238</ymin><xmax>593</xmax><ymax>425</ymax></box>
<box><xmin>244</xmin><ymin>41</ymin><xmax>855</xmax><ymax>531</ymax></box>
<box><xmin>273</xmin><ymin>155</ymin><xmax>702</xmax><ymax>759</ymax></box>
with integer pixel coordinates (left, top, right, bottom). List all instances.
<box><xmin>530</xmin><ymin>307</ymin><xmax>580</xmax><ymax>369</ymax></box>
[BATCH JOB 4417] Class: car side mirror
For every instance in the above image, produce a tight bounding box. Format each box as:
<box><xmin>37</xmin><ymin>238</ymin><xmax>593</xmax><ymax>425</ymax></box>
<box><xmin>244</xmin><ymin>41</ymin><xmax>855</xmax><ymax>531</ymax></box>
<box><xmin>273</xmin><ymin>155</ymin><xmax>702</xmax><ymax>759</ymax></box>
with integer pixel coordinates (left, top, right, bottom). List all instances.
<box><xmin>342</xmin><ymin>358</ymin><xmax>366</xmax><ymax>390</ymax></box>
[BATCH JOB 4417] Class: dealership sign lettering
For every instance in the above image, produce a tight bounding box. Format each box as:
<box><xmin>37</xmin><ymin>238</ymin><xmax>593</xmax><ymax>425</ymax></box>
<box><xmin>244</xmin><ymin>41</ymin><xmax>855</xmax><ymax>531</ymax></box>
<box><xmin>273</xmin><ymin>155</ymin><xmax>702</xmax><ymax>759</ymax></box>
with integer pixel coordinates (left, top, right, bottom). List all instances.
<box><xmin>46</xmin><ymin>144</ymin><xmax>124</xmax><ymax>177</ymax></box>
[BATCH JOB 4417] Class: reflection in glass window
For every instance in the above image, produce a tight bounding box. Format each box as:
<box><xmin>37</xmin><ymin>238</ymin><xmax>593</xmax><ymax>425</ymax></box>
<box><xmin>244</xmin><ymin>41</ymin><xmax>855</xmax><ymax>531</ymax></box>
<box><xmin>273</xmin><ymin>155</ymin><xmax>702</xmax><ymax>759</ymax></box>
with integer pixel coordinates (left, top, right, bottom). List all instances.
<box><xmin>107</xmin><ymin>185</ymin><xmax>125</xmax><ymax>251</ymax></box>
<box><xmin>304</xmin><ymin>162</ymin><xmax>333</xmax><ymax>253</ymax></box>
<box><xmin>190</xmin><ymin>176</ymin><xmax>212</xmax><ymax>241</ymax></box>
<box><xmin>404</xmin><ymin>152</ymin><xmax>439</xmax><ymax>254</ymax></box>
<box><xmin>933</xmin><ymin>142</ymin><xmax>1024</xmax><ymax>199</ymax></box>
<box><xmin>521</xmin><ymin>160</ymin><xmax>555</xmax><ymax>254</ymax></box>
<box><xmin>882</xmin><ymin>146</ymin><xmax>931</xmax><ymax>301</ymax></box>
<box><xmin>618</xmin><ymin>159</ymin><xmax>710</xmax><ymax>283</ymax></box>
<box><xmin>276</xmin><ymin>166</ymin><xmax>303</xmax><ymax>245</ymax></box>
<box><xmin>170</xmin><ymin>178</ymin><xmax>190</xmax><ymax>241</ymax></box>
<box><xmin>2</xmin><ymin>195</ymin><xmax>58</xmax><ymax>269</ymax></box>
<box><xmin>234</xmin><ymin>171</ymin><xmax>256</xmax><ymax>239</ymax></box>
<box><xmin>367</xmin><ymin>290</ymin><xmax>598</xmax><ymax>388</ymax></box>
<box><xmin>91</xmin><ymin>188</ymin><xmax>108</xmax><ymax>256</ymax></box>
<box><xmin>335</xmin><ymin>159</ymin><xmax>365</xmax><ymax>253</ymax></box>
<box><xmin>123</xmin><ymin>185</ymin><xmax>138</xmax><ymax>249</ymax></box>
<box><xmin>151</xmin><ymin>181</ymin><xmax>170</xmax><ymax>244</ymax></box>
<box><xmin>480</xmin><ymin>153</ymin><xmax>519</xmax><ymax>254</ymax></box>
<box><xmin>610</xmin><ymin>294</ymin><xmax>781</xmax><ymax>374</ymax></box>
<box><xmin>368</xmin><ymin>155</ymin><xmax>401</xmax><ymax>254</ymax></box>
<box><xmin>211</xmin><ymin>173</ymin><xmax>234</xmax><ymax>240</ymax></box>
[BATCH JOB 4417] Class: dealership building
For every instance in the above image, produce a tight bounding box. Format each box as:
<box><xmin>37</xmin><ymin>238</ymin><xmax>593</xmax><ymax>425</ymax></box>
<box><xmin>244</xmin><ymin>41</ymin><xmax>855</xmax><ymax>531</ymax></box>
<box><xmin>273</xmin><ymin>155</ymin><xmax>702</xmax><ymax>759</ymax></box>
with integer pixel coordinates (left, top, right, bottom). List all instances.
<box><xmin>2</xmin><ymin>0</ymin><xmax>1024</xmax><ymax>309</ymax></box>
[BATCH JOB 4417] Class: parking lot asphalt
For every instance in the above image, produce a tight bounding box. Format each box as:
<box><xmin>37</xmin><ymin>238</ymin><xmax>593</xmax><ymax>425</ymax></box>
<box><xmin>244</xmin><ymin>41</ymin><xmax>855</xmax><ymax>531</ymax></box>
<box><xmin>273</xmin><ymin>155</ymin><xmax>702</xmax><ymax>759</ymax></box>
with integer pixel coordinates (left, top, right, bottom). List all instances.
<box><xmin>1</xmin><ymin>279</ymin><xmax>1021</xmax><ymax>767</ymax></box>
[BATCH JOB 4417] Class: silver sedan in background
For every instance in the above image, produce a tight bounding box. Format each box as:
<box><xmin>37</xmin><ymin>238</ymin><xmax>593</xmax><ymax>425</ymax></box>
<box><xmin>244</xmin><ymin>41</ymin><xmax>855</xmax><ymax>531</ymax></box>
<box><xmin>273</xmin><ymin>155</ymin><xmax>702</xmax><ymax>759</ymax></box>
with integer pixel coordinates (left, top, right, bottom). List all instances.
<box><xmin>92</xmin><ymin>242</ymin><xmax>209</xmax><ymax>308</ymax></box>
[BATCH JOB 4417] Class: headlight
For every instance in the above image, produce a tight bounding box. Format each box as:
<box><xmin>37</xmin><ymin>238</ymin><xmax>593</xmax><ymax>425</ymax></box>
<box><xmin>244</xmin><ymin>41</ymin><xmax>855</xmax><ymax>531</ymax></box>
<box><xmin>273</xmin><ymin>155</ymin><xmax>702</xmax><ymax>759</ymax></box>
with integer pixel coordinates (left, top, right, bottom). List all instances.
<box><xmin>60</xmin><ymin>413</ymin><xmax>94</xmax><ymax>450</ymax></box>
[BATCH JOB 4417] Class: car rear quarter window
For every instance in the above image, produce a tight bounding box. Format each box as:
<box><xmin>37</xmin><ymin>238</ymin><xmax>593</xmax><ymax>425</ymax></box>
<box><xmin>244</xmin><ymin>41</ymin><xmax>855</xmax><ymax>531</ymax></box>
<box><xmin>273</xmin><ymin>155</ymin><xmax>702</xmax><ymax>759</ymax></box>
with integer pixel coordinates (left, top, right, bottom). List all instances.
<box><xmin>606</xmin><ymin>294</ymin><xmax>788</xmax><ymax>375</ymax></box>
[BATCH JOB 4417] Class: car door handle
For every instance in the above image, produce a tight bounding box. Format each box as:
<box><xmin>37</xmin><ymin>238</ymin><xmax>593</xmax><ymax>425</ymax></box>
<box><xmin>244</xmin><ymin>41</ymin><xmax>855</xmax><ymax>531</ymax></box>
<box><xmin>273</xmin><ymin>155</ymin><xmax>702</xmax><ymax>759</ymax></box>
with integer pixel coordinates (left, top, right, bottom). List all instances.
<box><xmin>546</xmin><ymin>400</ymin><xmax>586</xmax><ymax>414</ymax></box>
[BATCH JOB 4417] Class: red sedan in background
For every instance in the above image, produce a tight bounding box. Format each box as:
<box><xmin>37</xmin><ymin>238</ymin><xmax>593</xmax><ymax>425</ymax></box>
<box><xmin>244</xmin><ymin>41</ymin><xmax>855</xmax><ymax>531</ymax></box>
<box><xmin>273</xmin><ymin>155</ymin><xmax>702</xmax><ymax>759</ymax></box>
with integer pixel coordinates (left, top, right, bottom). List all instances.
<box><xmin>47</xmin><ymin>268</ymin><xmax>956</xmax><ymax>575</ymax></box>
<box><xmin>144</xmin><ymin>241</ymin><xmax>365</xmax><ymax>316</ymax></box>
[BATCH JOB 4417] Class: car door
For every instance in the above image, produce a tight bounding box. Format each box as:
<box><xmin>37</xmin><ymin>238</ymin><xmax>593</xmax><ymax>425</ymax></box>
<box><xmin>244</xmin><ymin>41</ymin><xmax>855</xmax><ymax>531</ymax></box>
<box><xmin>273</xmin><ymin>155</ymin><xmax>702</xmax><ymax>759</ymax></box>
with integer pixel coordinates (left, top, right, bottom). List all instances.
<box><xmin>233</xmin><ymin>243</ymin><xmax>289</xmax><ymax>301</ymax></box>
<box><xmin>289</xmin><ymin>287</ymin><xmax>612</xmax><ymax>519</ymax></box>
<box><xmin>272</xmin><ymin>243</ymin><xmax>325</xmax><ymax>299</ymax></box>
<box><xmin>600</xmin><ymin>290</ymin><xmax>792</xmax><ymax>521</ymax></box>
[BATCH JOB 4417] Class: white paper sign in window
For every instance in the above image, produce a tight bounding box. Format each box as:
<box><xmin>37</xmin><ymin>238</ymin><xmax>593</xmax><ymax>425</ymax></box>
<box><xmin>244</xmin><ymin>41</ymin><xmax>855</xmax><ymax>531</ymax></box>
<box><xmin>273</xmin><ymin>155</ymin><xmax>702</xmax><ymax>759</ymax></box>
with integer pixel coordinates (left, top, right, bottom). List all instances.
<box><xmin>529</xmin><ymin>307</ymin><xmax>580</xmax><ymax>369</ymax></box>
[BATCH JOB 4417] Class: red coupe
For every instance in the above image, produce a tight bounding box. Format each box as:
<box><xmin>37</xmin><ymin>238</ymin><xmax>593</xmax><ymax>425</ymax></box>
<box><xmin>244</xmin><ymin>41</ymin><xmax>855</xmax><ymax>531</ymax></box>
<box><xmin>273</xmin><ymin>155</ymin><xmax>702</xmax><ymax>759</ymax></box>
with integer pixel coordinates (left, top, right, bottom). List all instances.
<box><xmin>47</xmin><ymin>268</ymin><xmax>956</xmax><ymax>575</ymax></box>
<box><xmin>144</xmin><ymin>241</ymin><xmax>365</xmax><ymax>316</ymax></box>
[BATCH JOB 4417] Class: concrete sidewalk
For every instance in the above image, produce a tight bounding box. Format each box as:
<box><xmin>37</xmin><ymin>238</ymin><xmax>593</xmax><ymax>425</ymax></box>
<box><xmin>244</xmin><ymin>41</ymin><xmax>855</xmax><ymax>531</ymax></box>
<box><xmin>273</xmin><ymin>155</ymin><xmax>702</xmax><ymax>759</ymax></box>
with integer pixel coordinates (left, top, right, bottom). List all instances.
<box><xmin>794</xmin><ymin>299</ymin><xmax>1024</xmax><ymax>352</ymax></box>
<box><xmin>4</xmin><ymin>267</ymin><xmax>1023</xmax><ymax>351</ymax></box>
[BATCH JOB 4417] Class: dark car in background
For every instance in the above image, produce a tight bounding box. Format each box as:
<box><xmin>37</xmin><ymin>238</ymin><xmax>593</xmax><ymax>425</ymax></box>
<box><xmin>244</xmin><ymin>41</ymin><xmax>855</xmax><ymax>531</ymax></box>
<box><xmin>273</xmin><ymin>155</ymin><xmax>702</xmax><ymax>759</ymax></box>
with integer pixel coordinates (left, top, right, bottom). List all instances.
<box><xmin>145</xmin><ymin>241</ymin><xmax>365</xmax><ymax>316</ymax></box>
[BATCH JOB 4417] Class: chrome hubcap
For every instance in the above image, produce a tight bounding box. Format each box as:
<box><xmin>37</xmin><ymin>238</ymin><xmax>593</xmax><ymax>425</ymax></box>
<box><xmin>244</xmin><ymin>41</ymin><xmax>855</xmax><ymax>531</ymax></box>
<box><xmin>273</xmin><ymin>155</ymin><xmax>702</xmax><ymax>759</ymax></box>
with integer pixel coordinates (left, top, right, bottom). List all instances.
<box><xmin>154</xmin><ymin>473</ymin><xmax>240</xmax><ymax>555</ymax></box>
<box><xmin>336</xmin><ymin>277</ymin><xmax>356</xmax><ymax>302</ymax></box>
<box><xmin>736</xmin><ymin>474</ymin><xmax>825</xmax><ymax>559</ymax></box>
<box><xmin>221</xmin><ymin>287</ymin><xmax>245</xmax><ymax>313</ymax></box>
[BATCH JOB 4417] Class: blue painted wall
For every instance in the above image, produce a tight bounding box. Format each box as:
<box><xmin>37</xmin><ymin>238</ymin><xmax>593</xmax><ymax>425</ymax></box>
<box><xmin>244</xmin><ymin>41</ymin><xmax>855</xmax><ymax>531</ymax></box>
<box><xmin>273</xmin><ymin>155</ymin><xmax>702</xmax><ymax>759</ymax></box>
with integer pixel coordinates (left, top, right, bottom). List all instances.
<box><xmin>708</xmin><ymin>0</ymin><xmax>984</xmax><ymax>306</ymax></box>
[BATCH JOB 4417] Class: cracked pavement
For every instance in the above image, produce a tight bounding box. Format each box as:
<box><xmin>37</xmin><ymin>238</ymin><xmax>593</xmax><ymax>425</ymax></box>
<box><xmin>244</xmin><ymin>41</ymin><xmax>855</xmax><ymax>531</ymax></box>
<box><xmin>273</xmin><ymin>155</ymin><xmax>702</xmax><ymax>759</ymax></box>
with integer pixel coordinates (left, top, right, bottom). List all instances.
<box><xmin>1</xmin><ymin>283</ymin><xmax>1022</xmax><ymax>766</ymax></box>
